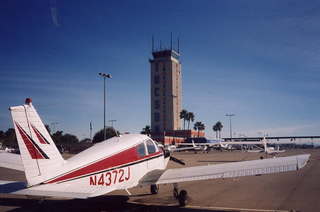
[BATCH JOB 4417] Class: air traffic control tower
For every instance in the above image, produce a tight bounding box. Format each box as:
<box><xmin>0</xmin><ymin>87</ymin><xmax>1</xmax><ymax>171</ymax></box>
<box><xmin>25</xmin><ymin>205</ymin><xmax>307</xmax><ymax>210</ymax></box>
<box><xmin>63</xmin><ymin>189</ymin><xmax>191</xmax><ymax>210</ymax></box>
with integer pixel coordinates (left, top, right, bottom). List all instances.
<box><xmin>149</xmin><ymin>38</ymin><xmax>204</xmax><ymax>144</ymax></box>
<box><xmin>149</xmin><ymin>45</ymin><xmax>182</xmax><ymax>134</ymax></box>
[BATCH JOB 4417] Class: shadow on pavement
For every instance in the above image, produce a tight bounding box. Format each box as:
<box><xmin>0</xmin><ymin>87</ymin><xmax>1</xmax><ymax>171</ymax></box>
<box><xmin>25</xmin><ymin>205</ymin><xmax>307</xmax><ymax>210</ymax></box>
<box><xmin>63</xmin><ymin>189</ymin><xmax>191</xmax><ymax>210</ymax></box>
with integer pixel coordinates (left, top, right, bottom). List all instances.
<box><xmin>0</xmin><ymin>195</ymin><xmax>238</xmax><ymax>212</ymax></box>
<box><xmin>197</xmin><ymin>160</ymin><xmax>240</xmax><ymax>163</ymax></box>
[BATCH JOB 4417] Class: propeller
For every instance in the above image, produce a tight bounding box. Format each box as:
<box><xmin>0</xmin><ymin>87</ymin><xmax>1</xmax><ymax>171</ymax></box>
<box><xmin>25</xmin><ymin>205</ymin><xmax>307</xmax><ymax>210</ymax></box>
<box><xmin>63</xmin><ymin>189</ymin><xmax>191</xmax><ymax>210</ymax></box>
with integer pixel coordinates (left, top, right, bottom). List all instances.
<box><xmin>169</xmin><ymin>156</ymin><xmax>185</xmax><ymax>165</ymax></box>
<box><xmin>163</xmin><ymin>149</ymin><xmax>185</xmax><ymax>166</ymax></box>
<box><xmin>156</xmin><ymin>142</ymin><xmax>186</xmax><ymax>166</ymax></box>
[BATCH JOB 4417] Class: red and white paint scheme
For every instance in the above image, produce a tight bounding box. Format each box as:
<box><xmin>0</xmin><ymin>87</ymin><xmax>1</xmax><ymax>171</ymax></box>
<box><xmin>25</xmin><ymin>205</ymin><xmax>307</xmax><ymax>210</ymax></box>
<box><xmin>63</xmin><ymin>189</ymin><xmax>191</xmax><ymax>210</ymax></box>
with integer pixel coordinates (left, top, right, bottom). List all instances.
<box><xmin>0</xmin><ymin>99</ymin><xmax>311</xmax><ymax>205</ymax></box>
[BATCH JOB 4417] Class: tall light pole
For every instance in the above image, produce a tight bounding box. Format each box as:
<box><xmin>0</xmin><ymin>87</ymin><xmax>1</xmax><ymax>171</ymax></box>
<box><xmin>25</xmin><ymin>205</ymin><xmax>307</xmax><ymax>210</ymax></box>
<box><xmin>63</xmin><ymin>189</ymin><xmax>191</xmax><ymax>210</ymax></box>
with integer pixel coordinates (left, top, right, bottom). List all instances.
<box><xmin>50</xmin><ymin>122</ymin><xmax>59</xmax><ymax>134</ymax></box>
<box><xmin>225</xmin><ymin>114</ymin><xmax>235</xmax><ymax>141</ymax></box>
<box><xmin>109</xmin><ymin>119</ymin><xmax>118</xmax><ymax>137</ymax></box>
<box><xmin>109</xmin><ymin>120</ymin><xmax>117</xmax><ymax>128</ymax></box>
<box><xmin>99</xmin><ymin>72</ymin><xmax>112</xmax><ymax>141</ymax></box>
<box><xmin>89</xmin><ymin>121</ymin><xmax>93</xmax><ymax>142</ymax></box>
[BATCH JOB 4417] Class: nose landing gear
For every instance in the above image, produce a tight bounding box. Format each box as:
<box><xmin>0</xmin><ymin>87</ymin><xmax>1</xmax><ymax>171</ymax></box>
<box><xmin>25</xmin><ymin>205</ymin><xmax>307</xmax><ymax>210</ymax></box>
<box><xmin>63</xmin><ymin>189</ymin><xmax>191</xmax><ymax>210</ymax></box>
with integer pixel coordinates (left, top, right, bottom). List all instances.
<box><xmin>150</xmin><ymin>184</ymin><xmax>159</xmax><ymax>194</ymax></box>
<box><xmin>150</xmin><ymin>183</ymin><xmax>189</xmax><ymax>206</ymax></box>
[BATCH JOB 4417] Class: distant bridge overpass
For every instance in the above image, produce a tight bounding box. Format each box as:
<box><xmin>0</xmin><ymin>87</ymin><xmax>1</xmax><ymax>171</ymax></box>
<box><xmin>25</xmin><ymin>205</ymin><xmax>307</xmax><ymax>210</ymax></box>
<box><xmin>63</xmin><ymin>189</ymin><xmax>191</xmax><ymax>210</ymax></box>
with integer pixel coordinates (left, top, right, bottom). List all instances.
<box><xmin>223</xmin><ymin>136</ymin><xmax>320</xmax><ymax>145</ymax></box>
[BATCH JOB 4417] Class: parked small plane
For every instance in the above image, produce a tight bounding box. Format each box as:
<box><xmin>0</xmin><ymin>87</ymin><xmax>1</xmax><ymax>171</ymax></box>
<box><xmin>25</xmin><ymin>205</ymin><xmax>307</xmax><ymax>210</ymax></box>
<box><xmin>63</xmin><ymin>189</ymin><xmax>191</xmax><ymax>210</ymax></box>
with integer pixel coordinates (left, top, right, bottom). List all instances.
<box><xmin>179</xmin><ymin>139</ymin><xmax>233</xmax><ymax>151</ymax></box>
<box><xmin>164</xmin><ymin>140</ymin><xmax>201</xmax><ymax>153</ymax></box>
<box><xmin>239</xmin><ymin>137</ymin><xmax>285</xmax><ymax>154</ymax></box>
<box><xmin>0</xmin><ymin>99</ymin><xmax>310</xmax><ymax>206</ymax></box>
<box><xmin>261</xmin><ymin>137</ymin><xmax>286</xmax><ymax>154</ymax></box>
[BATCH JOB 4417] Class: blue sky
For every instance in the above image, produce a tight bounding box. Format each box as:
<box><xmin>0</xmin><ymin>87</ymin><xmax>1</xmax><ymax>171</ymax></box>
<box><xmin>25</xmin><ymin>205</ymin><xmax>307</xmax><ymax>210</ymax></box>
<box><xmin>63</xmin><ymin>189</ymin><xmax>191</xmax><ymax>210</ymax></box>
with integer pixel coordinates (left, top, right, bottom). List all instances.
<box><xmin>1</xmin><ymin>0</ymin><xmax>320</xmax><ymax>139</ymax></box>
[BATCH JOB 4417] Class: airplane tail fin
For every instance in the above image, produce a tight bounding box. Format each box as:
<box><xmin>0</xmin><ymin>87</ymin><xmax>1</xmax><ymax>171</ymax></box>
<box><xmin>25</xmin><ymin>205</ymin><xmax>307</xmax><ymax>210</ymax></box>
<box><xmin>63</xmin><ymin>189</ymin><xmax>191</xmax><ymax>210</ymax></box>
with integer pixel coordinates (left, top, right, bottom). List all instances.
<box><xmin>192</xmin><ymin>140</ymin><xmax>196</xmax><ymax>148</ymax></box>
<box><xmin>10</xmin><ymin>98</ymin><xmax>65</xmax><ymax>186</ymax></box>
<box><xmin>262</xmin><ymin>137</ymin><xmax>267</xmax><ymax>152</ymax></box>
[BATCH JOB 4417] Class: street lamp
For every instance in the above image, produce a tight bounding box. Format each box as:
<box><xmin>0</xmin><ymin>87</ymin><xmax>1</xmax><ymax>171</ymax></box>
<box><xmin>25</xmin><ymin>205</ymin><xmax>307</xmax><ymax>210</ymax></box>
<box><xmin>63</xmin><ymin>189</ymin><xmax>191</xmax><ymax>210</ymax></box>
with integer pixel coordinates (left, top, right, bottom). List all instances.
<box><xmin>50</xmin><ymin>122</ymin><xmax>59</xmax><ymax>134</ymax></box>
<box><xmin>109</xmin><ymin>119</ymin><xmax>117</xmax><ymax>128</ymax></box>
<box><xmin>225</xmin><ymin>114</ymin><xmax>235</xmax><ymax>141</ymax></box>
<box><xmin>99</xmin><ymin>72</ymin><xmax>112</xmax><ymax>141</ymax></box>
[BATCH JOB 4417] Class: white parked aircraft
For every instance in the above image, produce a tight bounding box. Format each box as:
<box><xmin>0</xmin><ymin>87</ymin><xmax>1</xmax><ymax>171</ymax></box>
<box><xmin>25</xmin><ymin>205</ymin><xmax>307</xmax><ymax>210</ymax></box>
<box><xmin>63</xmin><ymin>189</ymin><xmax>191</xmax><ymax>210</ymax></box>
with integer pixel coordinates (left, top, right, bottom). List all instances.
<box><xmin>261</xmin><ymin>137</ymin><xmax>286</xmax><ymax>154</ymax></box>
<box><xmin>242</xmin><ymin>137</ymin><xmax>286</xmax><ymax>154</ymax></box>
<box><xmin>164</xmin><ymin>140</ymin><xmax>201</xmax><ymax>153</ymax></box>
<box><xmin>179</xmin><ymin>139</ymin><xmax>233</xmax><ymax>151</ymax></box>
<box><xmin>0</xmin><ymin>99</ymin><xmax>310</xmax><ymax>206</ymax></box>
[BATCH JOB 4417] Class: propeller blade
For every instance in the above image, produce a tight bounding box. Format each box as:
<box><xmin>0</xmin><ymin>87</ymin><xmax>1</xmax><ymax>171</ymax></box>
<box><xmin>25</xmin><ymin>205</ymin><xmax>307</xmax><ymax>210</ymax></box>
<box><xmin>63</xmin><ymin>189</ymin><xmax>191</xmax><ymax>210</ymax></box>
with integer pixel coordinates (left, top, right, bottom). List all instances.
<box><xmin>170</xmin><ymin>156</ymin><xmax>185</xmax><ymax>165</ymax></box>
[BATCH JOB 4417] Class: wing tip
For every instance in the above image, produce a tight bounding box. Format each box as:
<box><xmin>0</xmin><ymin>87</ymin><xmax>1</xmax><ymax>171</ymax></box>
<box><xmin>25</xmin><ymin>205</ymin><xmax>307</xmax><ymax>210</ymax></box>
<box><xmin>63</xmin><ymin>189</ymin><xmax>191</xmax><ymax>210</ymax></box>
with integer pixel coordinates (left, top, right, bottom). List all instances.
<box><xmin>296</xmin><ymin>154</ymin><xmax>311</xmax><ymax>169</ymax></box>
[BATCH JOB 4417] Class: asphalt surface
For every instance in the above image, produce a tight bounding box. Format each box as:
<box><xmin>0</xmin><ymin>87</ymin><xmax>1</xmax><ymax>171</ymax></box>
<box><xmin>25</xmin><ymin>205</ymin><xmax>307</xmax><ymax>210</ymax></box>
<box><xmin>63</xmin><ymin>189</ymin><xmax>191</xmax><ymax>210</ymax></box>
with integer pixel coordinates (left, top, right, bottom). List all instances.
<box><xmin>0</xmin><ymin>149</ymin><xmax>319</xmax><ymax>212</ymax></box>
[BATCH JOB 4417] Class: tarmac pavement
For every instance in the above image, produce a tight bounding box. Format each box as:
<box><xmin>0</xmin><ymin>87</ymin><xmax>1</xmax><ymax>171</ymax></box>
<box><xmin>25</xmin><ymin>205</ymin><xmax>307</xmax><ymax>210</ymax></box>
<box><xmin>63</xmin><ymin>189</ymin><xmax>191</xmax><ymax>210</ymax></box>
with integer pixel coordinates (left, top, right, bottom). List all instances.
<box><xmin>0</xmin><ymin>149</ymin><xmax>319</xmax><ymax>212</ymax></box>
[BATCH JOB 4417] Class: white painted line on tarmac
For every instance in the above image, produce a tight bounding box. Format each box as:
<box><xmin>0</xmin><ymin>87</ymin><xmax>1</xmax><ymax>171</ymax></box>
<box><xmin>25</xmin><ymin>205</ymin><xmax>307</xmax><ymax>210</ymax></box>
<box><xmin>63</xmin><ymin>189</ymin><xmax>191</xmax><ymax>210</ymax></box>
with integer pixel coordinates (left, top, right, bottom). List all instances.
<box><xmin>187</xmin><ymin>205</ymin><xmax>289</xmax><ymax>212</ymax></box>
<box><xmin>129</xmin><ymin>201</ymin><xmax>289</xmax><ymax>212</ymax></box>
<box><xmin>129</xmin><ymin>201</ymin><xmax>177</xmax><ymax>206</ymax></box>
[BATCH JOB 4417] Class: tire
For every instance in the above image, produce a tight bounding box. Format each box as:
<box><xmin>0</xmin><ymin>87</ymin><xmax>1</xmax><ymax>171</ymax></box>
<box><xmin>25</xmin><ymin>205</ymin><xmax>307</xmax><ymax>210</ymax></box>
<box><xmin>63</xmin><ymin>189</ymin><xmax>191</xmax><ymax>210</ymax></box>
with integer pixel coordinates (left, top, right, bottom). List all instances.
<box><xmin>178</xmin><ymin>190</ymin><xmax>188</xmax><ymax>206</ymax></box>
<box><xmin>150</xmin><ymin>184</ymin><xmax>158</xmax><ymax>194</ymax></box>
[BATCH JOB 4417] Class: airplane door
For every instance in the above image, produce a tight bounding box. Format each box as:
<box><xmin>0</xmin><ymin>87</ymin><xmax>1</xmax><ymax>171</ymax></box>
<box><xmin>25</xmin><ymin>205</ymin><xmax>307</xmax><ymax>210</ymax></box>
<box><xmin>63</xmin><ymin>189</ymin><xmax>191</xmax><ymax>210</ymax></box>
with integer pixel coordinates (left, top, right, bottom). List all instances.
<box><xmin>136</xmin><ymin>142</ymin><xmax>148</xmax><ymax>174</ymax></box>
<box><xmin>146</xmin><ymin>140</ymin><xmax>161</xmax><ymax>170</ymax></box>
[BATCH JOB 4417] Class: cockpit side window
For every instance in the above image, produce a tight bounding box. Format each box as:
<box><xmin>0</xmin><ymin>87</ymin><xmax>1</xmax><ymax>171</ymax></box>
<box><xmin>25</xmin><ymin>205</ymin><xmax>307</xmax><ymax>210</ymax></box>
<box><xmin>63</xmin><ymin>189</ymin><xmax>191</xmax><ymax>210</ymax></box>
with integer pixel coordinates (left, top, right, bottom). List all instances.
<box><xmin>137</xmin><ymin>142</ymin><xmax>146</xmax><ymax>157</ymax></box>
<box><xmin>146</xmin><ymin>139</ymin><xmax>157</xmax><ymax>154</ymax></box>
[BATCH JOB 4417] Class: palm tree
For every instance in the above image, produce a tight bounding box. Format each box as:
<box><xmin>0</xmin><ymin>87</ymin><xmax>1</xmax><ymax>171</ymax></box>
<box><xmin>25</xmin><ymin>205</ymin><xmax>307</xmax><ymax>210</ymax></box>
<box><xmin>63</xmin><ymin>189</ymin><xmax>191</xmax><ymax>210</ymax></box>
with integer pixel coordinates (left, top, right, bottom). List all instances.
<box><xmin>141</xmin><ymin>125</ymin><xmax>151</xmax><ymax>136</ymax></box>
<box><xmin>180</xmin><ymin>109</ymin><xmax>188</xmax><ymax>130</ymax></box>
<box><xmin>216</xmin><ymin>121</ymin><xmax>223</xmax><ymax>139</ymax></box>
<box><xmin>186</xmin><ymin>112</ymin><xmax>195</xmax><ymax>130</ymax></box>
<box><xmin>194</xmin><ymin>121</ymin><xmax>205</xmax><ymax>137</ymax></box>
<box><xmin>212</xmin><ymin>124</ymin><xmax>219</xmax><ymax>138</ymax></box>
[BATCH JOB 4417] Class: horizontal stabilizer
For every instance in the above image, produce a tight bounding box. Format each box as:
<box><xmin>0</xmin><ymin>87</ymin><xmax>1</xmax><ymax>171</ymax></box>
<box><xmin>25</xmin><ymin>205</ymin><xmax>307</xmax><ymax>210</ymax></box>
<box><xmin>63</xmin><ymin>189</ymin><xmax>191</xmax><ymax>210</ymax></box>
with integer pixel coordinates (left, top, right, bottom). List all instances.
<box><xmin>0</xmin><ymin>180</ymin><xmax>90</xmax><ymax>199</ymax></box>
<box><xmin>0</xmin><ymin>152</ymin><xmax>24</xmax><ymax>171</ymax></box>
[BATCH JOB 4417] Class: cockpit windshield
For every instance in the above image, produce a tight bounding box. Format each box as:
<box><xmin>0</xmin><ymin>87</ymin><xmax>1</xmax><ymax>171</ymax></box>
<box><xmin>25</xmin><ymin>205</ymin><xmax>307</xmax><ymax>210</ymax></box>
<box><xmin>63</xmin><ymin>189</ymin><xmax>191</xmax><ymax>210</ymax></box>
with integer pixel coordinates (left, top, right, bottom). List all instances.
<box><xmin>146</xmin><ymin>139</ymin><xmax>157</xmax><ymax>154</ymax></box>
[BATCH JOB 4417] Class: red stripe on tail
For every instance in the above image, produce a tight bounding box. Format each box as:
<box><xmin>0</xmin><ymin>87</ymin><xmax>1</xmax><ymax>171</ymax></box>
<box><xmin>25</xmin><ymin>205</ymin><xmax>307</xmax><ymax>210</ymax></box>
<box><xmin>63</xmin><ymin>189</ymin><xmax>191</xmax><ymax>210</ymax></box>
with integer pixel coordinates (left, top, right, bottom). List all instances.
<box><xmin>15</xmin><ymin>122</ymin><xmax>49</xmax><ymax>159</ymax></box>
<box><xmin>31</xmin><ymin>125</ymin><xmax>50</xmax><ymax>144</ymax></box>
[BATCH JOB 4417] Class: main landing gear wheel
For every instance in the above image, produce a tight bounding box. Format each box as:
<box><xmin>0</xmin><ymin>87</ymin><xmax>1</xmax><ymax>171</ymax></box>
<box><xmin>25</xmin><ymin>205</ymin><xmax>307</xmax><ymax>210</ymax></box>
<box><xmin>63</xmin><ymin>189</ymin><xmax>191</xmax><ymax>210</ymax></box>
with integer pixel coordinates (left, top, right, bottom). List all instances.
<box><xmin>150</xmin><ymin>184</ymin><xmax>159</xmax><ymax>194</ymax></box>
<box><xmin>173</xmin><ymin>184</ymin><xmax>189</xmax><ymax>206</ymax></box>
<box><xmin>178</xmin><ymin>190</ymin><xmax>188</xmax><ymax>206</ymax></box>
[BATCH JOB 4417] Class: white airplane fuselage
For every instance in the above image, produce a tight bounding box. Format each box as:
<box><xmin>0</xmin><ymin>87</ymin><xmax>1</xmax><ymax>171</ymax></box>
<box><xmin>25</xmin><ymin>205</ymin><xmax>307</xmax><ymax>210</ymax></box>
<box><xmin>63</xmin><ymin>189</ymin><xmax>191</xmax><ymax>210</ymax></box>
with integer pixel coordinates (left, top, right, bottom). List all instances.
<box><xmin>39</xmin><ymin>135</ymin><xmax>169</xmax><ymax>197</ymax></box>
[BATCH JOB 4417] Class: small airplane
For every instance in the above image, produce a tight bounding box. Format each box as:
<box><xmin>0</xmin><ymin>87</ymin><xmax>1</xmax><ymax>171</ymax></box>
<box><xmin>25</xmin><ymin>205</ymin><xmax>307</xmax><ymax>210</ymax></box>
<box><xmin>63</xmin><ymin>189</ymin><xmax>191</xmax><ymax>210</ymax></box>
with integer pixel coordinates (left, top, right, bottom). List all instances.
<box><xmin>262</xmin><ymin>137</ymin><xmax>286</xmax><ymax>154</ymax></box>
<box><xmin>179</xmin><ymin>139</ymin><xmax>233</xmax><ymax>152</ymax></box>
<box><xmin>0</xmin><ymin>147</ymin><xmax>18</xmax><ymax>154</ymax></box>
<box><xmin>163</xmin><ymin>140</ymin><xmax>201</xmax><ymax>153</ymax></box>
<box><xmin>0</xmin><ymin>99</ymin><xmax>310</xmax><ymax>206</ymax></box>
<box><xmin>245</xmin><ymin>137</ymin><xmax>285</xmax><ymax>154</ymax></box>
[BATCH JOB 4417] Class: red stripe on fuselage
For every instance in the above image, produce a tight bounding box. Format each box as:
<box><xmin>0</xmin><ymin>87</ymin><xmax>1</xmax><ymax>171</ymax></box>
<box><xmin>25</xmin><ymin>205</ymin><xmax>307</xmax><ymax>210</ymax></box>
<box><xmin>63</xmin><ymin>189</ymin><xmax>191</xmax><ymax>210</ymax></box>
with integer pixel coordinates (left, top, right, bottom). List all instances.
<box><xmin>46</xmin><ymin>147</ymin><xmax>162</xmax><ymax>184</ymax></box>
<box><xmin>15</xmin><ymin>122</ymin><xmax>45</xmax><ymax>159</ymax></box>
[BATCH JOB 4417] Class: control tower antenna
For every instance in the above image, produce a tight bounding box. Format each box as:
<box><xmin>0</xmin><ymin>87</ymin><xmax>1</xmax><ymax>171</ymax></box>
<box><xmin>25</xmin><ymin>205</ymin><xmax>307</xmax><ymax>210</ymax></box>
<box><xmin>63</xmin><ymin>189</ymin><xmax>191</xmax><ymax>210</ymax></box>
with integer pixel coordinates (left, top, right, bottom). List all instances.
<box><xmin>177</xmin><ymin>37</ymin><xmax>180</xmax><ymax>53</ymax></box>
<box><xmin>152</xmin><ymin>35</ymin><xmax>154</xmax><ymax>52</ymax></box>
<box><xmin>170</xmin><ymin>32</ymin><xmax>173</xmax><ymax>50</ymax></box>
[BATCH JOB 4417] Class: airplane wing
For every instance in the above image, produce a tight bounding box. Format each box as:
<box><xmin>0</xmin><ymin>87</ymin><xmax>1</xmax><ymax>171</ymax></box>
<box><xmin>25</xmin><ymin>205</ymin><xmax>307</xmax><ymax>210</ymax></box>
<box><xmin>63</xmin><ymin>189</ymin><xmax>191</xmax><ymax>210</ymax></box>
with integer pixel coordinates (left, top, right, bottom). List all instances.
<box><xmin>139</xmin><ymin>154</ymin><xmax>310</xmax><ymax>185</ymax></box>
<box><xmin>0</xmin><ymin>154</ymin><xmax>310</xmax><ymax>199</ymax></box>
<box><xmin>170</xmin><ymin>146</ymin><xmax>201</xmax><ymax>152</ymax></box>
<box><xmin>0</xmin><ymin>152</ymin><xmax>24</xmax><ymax>171</ymax></box>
